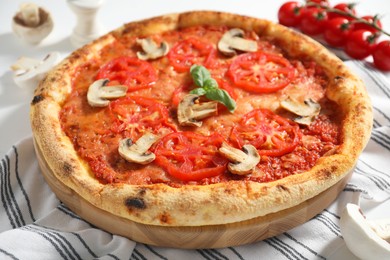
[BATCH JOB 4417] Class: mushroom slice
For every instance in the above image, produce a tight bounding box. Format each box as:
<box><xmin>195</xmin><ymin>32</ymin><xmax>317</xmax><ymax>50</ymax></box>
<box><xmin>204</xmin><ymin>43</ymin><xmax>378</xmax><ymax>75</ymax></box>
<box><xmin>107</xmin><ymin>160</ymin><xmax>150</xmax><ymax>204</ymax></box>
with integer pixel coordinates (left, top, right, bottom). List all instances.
<box><xmin>177</xmin><ymin>94</ymin><xmax>218</xmax><ymax>127</ymax></box>
<box><xmin>118</xmin><ymin>133</ymin><xmax>158</xmax><ymax>165</ymax></box>
<box><xmin>218</xmin><ymin>28</ymin><xmax>258</xmax><ymax>56</ymax></box>
<box><xmin>136</xmin><ymin>38</ymin><xmax>169</xmax><ymax>60</ymax></box>
<box><xmin>340</xmin><ymin>203</ymin><xmax>390</xmax><ymax>260</ymax></box>
<box><xmin>10</xmin><ymin>52</ymin><xmax>61</xmax><ymax>89</ymax></box>
<box><xmin>219</xmin><ymin>142</ymin><xmax>260</xmax><ymax>175</ymax></box>
<box><xmin>87</xmin><ymin>79</ymin><xmax>128</xmax><ymax>107</ymax></box>
<box><xmin>280</xmin><ymin>97</ymin><xmax>321</xmax><ymax>125</ymax></box>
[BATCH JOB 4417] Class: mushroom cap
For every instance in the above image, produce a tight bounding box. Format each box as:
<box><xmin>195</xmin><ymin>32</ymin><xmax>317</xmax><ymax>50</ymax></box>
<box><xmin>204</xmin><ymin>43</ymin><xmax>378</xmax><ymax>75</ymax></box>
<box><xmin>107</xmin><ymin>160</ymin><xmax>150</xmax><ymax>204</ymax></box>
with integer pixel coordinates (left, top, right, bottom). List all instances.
<box><xmin>11</xmin><ymin>52</ymin><xmax>61</xmax><ymax>89</ymax></box>
<box><xmin>218</xmin><ymin>28</ymin><xmax>258</xmax><ymax>56</ymax></box>
<box><xmin>177</xmin><ymin>94</ymin><xmax>218</xmax><ymax>127</ymax></box>
<box><xmin>118</xmin><ymin>133</ymin><xmax>158</xmax><ymax>165</ymax></box>
<box><xmin>136</xmin><ymin>38</ymin><xmax>169</xmax><ymax>60</ymax></box>
<box><xmin>87</xmin><ymin>79</ymin><xmax>127</xmax><ymax>107</ymax></box>
<box><xmin>12</xmin><ymin>4</ymin><xmax>53</xmax><ymax>45</ymax></box>
<box><xmin>219</xmin><ymin>143</ymin><xmax>260</xmax><ymax>175</ymax></box>
<box><xmin>340</xmin><ymin>203</ymin><xmax>390</xmax><ymax>260</ymax></box>
<box><xmin>280</xmin><ymin>97</ymin><xmax>321</xmax><ymax>126</ymax></box>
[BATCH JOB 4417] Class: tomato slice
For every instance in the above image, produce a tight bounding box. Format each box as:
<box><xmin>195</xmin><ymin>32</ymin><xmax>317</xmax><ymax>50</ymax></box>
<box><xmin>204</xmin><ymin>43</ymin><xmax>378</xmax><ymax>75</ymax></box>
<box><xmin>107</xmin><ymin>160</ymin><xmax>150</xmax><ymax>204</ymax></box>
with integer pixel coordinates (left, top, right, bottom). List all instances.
<box><xmin>109</xmin><ymin>96</ymin><xmax>176</xmax><ymax>139</ymax></box>
<box><xmin>228</xmin><ymin>52</ymin><xmax>295</xmax><ymax>93</ymax></box>
<box><xmin>168</xmin><ymin>38</ymin><xmax>217</xmax><ymax>72</ymax></box>
<box><xmin>153</xmin><ymin>132</ymin><xmax>228</xmax><ymax>181</ymax></box>
<box><xmin>96</xmin><ymin>56</ymin><xmax>157</xmax><ymax>91</ymax></box>
<box><xmin>230</xmin><ymin>109</ymin><xmax>301</xmax><ymax>156</ymax></box>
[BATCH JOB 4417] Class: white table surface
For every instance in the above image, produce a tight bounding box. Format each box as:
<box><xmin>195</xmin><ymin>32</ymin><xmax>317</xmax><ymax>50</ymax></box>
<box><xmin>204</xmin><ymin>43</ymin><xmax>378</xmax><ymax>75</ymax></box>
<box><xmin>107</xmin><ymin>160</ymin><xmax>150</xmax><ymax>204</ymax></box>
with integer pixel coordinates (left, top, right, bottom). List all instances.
<box><xmin>1</xmin><ymin>1</ymin><xmax>389</xmax><ymax>258</ymax></box>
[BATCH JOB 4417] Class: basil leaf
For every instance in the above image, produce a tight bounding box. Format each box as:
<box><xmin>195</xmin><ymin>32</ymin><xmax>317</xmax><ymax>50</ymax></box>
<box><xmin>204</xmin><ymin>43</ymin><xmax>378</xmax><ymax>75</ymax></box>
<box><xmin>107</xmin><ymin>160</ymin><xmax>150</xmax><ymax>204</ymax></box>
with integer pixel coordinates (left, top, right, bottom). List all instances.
<box><xmin>190</xmin><ymin>64</ymin><xmax>237</xmax><ymax>113</ymax></box>
<box><xmin>205</xmin><ymin>88</ymin><xmax>236</xmax><ymax>112</ymax></box>
<box><xmin>190</xmin><ymin>65</ymin><xmax>211</xmax><ymax>87</ymax></box>
<box><xmin>190</xmin><ymin>87</ymin><xmax>207</xmax><ymax>96</ymax></box>
<box><xmin>203</xmin><ymin>78</ymin><xmax>218</xmax><ymax>90</ymax></box>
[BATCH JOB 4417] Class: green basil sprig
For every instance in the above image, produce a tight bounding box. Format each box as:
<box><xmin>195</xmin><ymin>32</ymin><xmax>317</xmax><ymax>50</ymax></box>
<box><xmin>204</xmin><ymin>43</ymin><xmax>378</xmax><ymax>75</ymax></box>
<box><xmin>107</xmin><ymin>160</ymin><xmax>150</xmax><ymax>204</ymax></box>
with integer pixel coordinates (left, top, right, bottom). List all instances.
<box><xmin>189</xmin><ymin>65</ymin><xmax>236</xmax><ymax>113</ymax></box>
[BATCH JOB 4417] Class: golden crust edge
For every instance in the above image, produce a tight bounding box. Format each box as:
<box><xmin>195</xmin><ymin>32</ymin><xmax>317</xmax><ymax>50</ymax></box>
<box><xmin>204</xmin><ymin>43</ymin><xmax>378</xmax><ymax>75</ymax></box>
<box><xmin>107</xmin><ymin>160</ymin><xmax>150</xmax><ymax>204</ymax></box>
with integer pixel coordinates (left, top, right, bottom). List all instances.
<box><xmin>30</xmin><ymin>11</ymin><xmax>372</xmax><ymax>227</ymax></box>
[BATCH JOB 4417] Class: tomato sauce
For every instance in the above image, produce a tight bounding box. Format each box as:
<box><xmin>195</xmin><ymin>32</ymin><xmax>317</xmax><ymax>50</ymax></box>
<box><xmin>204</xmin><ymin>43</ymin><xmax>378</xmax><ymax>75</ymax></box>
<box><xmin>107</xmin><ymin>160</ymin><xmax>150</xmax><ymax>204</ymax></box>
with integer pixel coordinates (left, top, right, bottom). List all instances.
<box><xmin>60</xmin><ymin>25</ymin><xmax>341</xmax><ymax>185</ymax></box>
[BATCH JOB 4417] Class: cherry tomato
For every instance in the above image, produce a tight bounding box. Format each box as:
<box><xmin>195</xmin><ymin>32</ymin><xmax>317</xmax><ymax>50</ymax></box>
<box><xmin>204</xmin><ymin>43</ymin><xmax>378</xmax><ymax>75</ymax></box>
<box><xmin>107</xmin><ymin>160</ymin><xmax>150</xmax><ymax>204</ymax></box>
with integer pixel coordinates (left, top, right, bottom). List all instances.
<box><xmin>353</xmin><ymin>15</ymin><xmax>382</xmax><ymax>34</ymax></box>
<box><xmin>96</xmin><ymin>57</ymin><xmax>157</xmax><ymax>91</ymax></box>
<box><xmin>228</xmin><ymin>51</ymin><xmax>295</xmax><ymax>93</ymax></box>
<box><xmin>328</xmin><ymin>3</ymin><xmax>357</xmax><ymax>20</ymax></box>
<box><xmin>154</xmin><ymin>132</ymin><xmax>228</xmax><ymax>181</ymax></box>
<box><xmin>109</xmin><ymin>96</ymin><xmax>176</xmax><ymax>139</ymax></box>
<box><xmin>278</xmin><ymin>1</ymin><xmax>303</xmax><ymax>27</ymax></box>
<box><xmin>306</xmin><ymin>0</ymin><xmax>329</xmax><ymax>7</ymax></box>
<box><xmin>300</xmin><ymin>7</ymin><xmax>328</xmax><ymax>35</ymax></box>
<box><xmin>168</xmin><ymin>38</ymin><xmax>217</xmax><ymax>72</ymax></box>
<box><xmin>344</xmin><ymin>29</ymin><xmax>378</xmax><ymax>59</ymax></box>
<box><xmin>372</xmin><ymin>40</ymin><xmax>390</xmax><ymax>71</ymax></box>
<box><xmin>323</xmin><ymin>18</ymin><xmax>354</xmax><ymax>47</ymax></box>
<box><xmin>229</xmin><ymin>109</ymin><xmax>301</xmax><ymax>157</ymax></box>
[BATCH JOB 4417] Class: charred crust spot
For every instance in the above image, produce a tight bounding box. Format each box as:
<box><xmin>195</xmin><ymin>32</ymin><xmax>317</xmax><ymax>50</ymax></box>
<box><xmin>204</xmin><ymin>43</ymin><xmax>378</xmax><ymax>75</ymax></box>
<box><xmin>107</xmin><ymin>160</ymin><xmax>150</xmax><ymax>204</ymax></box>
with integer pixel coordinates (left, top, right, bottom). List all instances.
<box><xmin>159</xmin><ymin>212</ymin><xmax>171</xmax><ymax>224</ymax></box>
<box><xmin>62</xmin><ymin>162</ymin><xmax>74</xmax><ymax>175</ymax></box>
<box><xmin>31</xmin><ymin>95</ymin><xmax>44</xmax><ymax>105</ymax></box>
<box><xmin>318</xmin><ymin>165</ymin><xmax>337</xmax><ymax>180</ymax></box>
<box><xmin>138</xmin><ymin>188</ymin><xmax>146</xmax><ymax>196</ymax></box>
<box><xmin>125</xmin><ymin>197</ymin><xmax>146</xmax><ymax>210</ymax></box>
<box><xmin>276</xmin><ymin>184</ymin><xmax>289</xmax><ymax>192</ymax></box>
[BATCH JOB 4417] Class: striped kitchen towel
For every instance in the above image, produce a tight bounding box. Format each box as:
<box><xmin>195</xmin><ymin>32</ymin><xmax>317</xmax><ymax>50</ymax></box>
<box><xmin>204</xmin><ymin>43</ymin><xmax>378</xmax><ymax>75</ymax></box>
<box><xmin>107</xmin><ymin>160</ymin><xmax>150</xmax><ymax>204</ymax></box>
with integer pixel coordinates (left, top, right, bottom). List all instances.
<box><xmin>1</xmin><ymin>61</ymin><xmax>389</xmax><ymax>260</ymax></box>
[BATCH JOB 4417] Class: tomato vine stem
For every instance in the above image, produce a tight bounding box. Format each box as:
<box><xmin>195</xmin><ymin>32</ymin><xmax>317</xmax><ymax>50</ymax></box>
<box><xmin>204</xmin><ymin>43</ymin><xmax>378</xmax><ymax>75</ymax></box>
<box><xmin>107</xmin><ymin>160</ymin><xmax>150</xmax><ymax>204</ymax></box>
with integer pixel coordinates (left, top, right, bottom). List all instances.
<box><xmin>306</xmin><ymin>2</ymin><xmax>390</xmax><ymax>37</ymax></box>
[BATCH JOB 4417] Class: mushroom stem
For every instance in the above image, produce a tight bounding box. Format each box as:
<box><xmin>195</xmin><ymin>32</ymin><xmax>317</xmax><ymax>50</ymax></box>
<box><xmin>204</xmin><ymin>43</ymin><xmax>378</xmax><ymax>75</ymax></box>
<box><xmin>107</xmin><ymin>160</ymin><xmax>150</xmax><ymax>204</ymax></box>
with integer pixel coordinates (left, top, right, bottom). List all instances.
<box><xmin>20</xmin><ymin>3</ymin><xmax>40</xmax><ymax>27</ymax></box>
<box><xmin>368</xmin><ymin>218</ymin><xmax>390</xmax><ymax>243</ymax></box>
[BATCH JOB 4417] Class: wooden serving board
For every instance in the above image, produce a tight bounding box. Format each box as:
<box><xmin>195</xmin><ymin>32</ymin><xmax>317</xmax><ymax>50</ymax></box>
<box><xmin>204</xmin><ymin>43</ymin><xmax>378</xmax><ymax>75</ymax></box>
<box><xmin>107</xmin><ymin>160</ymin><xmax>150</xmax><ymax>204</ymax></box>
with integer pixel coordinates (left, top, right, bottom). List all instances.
<box><xmin>35</xmin><ymin>142</ymin><xmax>352</xmax><ymax>249</ymax></box>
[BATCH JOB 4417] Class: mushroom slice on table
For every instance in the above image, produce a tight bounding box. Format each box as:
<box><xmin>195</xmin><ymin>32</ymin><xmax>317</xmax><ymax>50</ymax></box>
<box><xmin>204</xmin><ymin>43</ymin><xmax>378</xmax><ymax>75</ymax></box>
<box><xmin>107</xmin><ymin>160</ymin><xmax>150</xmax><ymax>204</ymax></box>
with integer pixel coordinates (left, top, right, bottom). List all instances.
<box><xmin>219</xmin><ymin>142</ymin><xmax>260</xmax><ymax>175</ymax></box>
<box><xmin>10</xmin><ymin>52</ymin><xmax>61</xmax><ymax>89</ymax></box>
<box><xmin>340</xmin><ymin>203</ymin><xmax>390</xmax><ymax>260</ymax></box>
<box><xmin>280</xmin><ymin>97</ymin><xmax>321</xmax><ymax>125</ymax></box>
<box><xmin>177</xmin><ymin>94</ymin><xmax>218</xmax><ymax>127</ymax></box>
<box><xmin>218</xmin><ymin>28</ymin><xmax>258</xmax><ymax>56</ymax></box>
<box><xmin>136</xmin><ymin>38</ymin><xmax>169</xmax><ymax>60</ymax></box>
<box><xmin>118</xmin><ymin>133</ymin><xmax>159</xmax><ymax>165</ymax></box>
<box><xmin>87</xmin><ymin>79</ymin><xmax>128</xmax><ymax>107</ymax></box>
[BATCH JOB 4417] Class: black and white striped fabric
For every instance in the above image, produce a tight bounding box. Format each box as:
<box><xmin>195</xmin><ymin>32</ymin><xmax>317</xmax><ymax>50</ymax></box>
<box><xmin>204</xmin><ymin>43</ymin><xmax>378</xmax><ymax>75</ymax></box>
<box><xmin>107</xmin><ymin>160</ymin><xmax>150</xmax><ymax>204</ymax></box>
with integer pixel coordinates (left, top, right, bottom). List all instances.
<box><xmin>1</xmin><ymin>61</ymin><xmax>389</xmax><ymax>260</ymax></box>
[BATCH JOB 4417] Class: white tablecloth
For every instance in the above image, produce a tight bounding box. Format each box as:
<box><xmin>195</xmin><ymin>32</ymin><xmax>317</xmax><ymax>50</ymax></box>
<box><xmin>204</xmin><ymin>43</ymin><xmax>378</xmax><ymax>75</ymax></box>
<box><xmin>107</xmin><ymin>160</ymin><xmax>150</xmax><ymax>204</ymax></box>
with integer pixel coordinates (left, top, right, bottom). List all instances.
<box><xmin>1</xmin><ymin>1</ymin><xmax>390</xmax><ymax>259</ymax></box>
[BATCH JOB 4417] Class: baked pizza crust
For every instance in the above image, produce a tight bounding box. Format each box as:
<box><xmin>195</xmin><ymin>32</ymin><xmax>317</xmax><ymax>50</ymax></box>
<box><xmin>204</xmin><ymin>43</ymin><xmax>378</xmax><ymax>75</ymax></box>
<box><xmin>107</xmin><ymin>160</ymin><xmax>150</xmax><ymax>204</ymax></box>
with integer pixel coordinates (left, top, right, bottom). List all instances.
<box><xmin>30</xmin><ymin>11</ymin><xmax>372</xmax><ymax>226</ymax></box>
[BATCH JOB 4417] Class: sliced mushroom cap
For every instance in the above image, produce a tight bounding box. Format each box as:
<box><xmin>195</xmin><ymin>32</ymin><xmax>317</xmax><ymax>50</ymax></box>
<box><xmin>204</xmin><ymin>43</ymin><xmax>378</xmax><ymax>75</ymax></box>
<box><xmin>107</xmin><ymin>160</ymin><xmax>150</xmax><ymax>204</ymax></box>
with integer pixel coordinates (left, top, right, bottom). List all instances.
<box><xmin>87</xmin><ymin>79</ymin><xmax>128</xmax><ymax>107</ymax></box>
<box><xmin>10</xmin><ymin>52</ymin><xmax>61</xmax><ymax>89</ymax></box>
<box><xmin>218</xmin><ymin>28</ymin><xmax>258</xmax><ymax>56</ymax></box>
<box><xmin>340</xmin><ymin>203</ymin><xmax>390</xmax><ymax>260</ymax></box>
<box><xmin>281</xmin><ymin>97</ymin><xmax>321</xmax><ymax>125</ymax></box>
<box><xmin>136</xmin><ymin>38</ymin><xmax>169</xmax><ymax>60</ymax></box>
<box><xmin>219</xmin><ymin>142</ymin><xmax>260</xmax><ymax>175</ymax></box>
<box><xmin>177</xmin><ymin>94</ymin><xmax>218</xmax><ymax>127</ymax></box>
<box><xmin>118</xmin><ymin>133</ymin><xmax>158</xmax><ymax>165</ymax></box>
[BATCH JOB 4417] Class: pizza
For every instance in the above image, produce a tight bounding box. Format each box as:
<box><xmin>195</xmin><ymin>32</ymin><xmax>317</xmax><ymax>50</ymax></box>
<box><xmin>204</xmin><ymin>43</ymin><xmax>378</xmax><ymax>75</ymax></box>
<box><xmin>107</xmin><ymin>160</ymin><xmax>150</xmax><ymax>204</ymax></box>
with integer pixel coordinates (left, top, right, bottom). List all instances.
<box><xmin>30</xmin><ymin>11</ymin><xmax>372</xmax><ymax>227</ymax></box>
